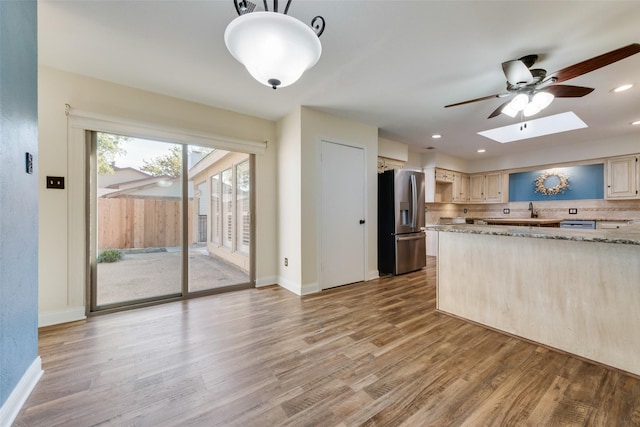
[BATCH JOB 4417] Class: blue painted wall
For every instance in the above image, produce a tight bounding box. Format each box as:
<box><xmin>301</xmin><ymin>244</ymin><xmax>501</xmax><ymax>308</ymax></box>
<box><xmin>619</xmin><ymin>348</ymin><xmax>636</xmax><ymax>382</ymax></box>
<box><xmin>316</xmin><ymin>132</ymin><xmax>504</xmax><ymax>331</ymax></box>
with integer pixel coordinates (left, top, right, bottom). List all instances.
<box><xmin>0</xmin><ymin>0</ymin><xmax>39</xmax><ymax>409</ymax></box>
<box><xmin>509</xmin><ymin>164</ymin><xmax>604</xmax><ymax>202</ymax></box>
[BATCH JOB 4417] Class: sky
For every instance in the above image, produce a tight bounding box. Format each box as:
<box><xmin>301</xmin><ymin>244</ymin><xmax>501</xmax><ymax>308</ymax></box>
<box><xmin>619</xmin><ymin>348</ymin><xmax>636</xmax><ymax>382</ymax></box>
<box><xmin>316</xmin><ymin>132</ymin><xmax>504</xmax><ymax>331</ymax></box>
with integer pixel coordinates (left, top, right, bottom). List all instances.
<box><xmin>114</xmin><ymin>137</ymin><xmax>177</xmax><ymax>169</ymax></box>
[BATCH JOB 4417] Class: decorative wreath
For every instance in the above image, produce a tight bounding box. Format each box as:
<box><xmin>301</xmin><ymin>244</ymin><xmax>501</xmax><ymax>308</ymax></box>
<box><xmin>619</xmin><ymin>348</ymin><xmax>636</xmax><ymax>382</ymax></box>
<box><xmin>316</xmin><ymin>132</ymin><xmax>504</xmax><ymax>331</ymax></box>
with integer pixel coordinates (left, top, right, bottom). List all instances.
<box><xmin>534</xmin><ymin>170</ymin><xmax>570</xmax><ymax>196</ymax></box>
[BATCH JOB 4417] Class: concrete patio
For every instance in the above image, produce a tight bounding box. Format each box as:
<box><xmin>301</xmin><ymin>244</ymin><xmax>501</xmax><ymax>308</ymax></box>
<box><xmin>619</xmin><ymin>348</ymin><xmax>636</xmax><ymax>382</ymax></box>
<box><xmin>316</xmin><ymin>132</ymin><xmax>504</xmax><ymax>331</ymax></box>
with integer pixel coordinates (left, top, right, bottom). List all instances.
<box><xmin>96</xmin><ymin>245</ymin><xmax>249</xmax><ymax>305</ymax></box>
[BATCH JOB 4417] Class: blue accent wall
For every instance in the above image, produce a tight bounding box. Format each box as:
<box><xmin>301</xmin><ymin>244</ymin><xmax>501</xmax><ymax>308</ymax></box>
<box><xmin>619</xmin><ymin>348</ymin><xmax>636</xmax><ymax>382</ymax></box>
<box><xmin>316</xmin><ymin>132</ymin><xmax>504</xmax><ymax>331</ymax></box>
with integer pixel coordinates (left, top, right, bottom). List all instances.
<box><xmin>0</xmin><ymin>0</ymin><xmax>39</xmax><ymax>409</ymax></box>
<box><xmin>508</xmin><ymin>164</ymin><xmax>604</xmax><ymax>201</ymax></box>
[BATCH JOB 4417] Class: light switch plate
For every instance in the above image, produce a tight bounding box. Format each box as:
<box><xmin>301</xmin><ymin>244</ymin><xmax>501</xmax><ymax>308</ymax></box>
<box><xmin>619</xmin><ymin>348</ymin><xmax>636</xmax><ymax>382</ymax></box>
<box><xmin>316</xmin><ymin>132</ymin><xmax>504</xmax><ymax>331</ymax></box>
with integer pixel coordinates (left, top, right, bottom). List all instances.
<box><xmin>569</xmin><ymin>208</ymin><xmax>578</xmax><ymax>214</ymax></box>
<box><xmin>25</xmin><ymin>153</ymin><xmax>33</xmax><ymax>174</ymax></box>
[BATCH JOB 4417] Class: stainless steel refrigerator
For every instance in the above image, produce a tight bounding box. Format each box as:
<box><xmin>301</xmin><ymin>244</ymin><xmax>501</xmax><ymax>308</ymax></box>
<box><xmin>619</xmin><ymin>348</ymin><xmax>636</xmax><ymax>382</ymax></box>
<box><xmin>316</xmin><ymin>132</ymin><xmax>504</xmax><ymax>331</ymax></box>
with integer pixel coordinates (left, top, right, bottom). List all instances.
<box><xmin>378</xmin><ymin>169</ymin><xmax>426</xmax><ymax>275</ymax></box>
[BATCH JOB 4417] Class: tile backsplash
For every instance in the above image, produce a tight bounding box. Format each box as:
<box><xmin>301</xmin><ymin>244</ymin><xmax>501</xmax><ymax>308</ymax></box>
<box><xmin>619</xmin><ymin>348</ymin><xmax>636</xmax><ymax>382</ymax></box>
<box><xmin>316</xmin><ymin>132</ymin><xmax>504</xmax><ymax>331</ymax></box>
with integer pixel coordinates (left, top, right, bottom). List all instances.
<box><xmin>426</xmin><ymin>199</ymin><xmax>640</xmax><ymax>225</ymax></box>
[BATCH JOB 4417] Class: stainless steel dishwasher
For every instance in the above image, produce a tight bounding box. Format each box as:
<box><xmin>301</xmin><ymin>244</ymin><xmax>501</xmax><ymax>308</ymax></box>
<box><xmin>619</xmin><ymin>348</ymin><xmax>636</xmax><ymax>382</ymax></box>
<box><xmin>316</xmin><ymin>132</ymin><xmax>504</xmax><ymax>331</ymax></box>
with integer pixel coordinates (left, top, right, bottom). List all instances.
<box><xmin>559</xmin><ymin>220</ymin><xmax>596</xmax><ymax>229</ymax></box>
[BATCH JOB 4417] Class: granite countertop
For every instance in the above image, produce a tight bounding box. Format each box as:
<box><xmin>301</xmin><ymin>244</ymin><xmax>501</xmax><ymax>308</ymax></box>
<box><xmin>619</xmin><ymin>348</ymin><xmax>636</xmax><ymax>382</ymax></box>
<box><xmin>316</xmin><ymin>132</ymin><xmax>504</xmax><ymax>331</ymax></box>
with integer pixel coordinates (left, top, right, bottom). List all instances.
<box><xmin>426</xmin><ymin>223</ymin><xmax>640</xmax><ymax>246</ymax></box>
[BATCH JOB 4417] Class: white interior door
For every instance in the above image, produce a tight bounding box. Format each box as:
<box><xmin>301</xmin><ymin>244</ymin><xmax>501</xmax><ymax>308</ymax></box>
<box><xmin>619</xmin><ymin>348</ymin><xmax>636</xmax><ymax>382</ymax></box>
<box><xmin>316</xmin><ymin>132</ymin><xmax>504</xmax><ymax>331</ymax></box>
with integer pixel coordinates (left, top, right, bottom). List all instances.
<box><xmin>321</xmin><ymin>140</ymin><xmax>366</xmax><ymax>289</ymax></box>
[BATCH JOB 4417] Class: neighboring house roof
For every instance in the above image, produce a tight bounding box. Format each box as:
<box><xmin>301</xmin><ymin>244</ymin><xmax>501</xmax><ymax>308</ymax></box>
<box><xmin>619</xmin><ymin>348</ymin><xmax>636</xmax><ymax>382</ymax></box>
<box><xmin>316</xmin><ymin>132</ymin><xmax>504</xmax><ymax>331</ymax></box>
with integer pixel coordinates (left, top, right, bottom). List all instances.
<box><xmin>99</xmin><ymin>166</ymin><xmax>182</xmax><ymax>199</ymax></box>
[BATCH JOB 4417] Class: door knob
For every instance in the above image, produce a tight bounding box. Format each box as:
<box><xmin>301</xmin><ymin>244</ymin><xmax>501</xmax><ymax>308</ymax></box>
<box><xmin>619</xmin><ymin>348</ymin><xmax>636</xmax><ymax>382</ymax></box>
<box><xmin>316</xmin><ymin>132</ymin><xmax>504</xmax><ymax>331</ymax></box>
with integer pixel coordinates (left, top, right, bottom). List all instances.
<box><xmin>359</xmin><ymin>219</ymin><xmax>365</xmax><ymax>224</ymax></box>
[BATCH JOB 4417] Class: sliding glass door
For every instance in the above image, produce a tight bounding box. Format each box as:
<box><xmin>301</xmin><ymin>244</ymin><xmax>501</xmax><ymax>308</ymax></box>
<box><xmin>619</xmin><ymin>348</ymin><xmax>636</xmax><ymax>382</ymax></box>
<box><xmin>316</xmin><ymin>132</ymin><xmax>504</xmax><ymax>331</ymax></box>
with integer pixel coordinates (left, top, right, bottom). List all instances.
<box><xmin>90</xmin><ymin>132</ymin><xmax>252</xmax><ymax>312</ymax></box>
<box><xmin>187</xmin><ymin>150</ymin><xmax>251</xmax><ymax>293</ymax></box>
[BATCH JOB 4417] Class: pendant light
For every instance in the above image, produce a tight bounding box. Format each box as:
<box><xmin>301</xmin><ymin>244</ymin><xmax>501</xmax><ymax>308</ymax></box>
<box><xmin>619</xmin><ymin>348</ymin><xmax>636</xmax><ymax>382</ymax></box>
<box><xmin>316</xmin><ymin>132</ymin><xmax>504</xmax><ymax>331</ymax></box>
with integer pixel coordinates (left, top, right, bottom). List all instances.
<box><xmin>224</xmin><ymin>0</ymin><xmax>326</xmax><ymax>89</ymax></box>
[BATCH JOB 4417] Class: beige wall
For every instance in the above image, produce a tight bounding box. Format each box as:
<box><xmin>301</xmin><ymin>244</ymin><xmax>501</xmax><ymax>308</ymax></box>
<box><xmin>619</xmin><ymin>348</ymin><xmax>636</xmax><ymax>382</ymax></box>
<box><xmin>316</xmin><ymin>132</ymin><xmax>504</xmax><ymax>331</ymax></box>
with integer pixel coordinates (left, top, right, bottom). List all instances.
<box><xmin>276</xmin><ymin>107</ymin><xmax>303</xmax><ymax>292</ymax></box>
<box><xmin>300</xmin><ymin>107</ymin><xmax>379</xmax><ymax>292</ymax></box>
<box><xmin>38</xmin><ymin>66</ymin><xmax>277</xmax><ymax>326</ymax></box>
<box><xmin>275</xmin><ymin>107</ymin><xmax>379</xmax><ymax>295</ymax></box>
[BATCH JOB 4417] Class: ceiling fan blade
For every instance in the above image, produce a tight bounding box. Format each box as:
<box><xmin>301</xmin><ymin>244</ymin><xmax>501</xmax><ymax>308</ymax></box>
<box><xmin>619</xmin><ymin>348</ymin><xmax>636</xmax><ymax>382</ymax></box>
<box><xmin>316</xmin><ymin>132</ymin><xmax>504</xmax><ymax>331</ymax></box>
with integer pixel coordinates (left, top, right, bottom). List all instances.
<box><xmin>502</xmin><ymin>60</ymin><xmax>533</xmax><ymax>85</ymax></box>
<box><xmin>545</xmin><ymin>85</ymin><xmax>594</xmax><ymax>97</ymax></box>
<box><xmin>549</xmin><ymin>43</ymin><xmax>640</xmax><ymax>84</ymax></box>
<box><xmin>445</xmin><ymin>93</ymin><xmax>507</xmax><ymax>108</ymax></box>
<box><xmin>488</xmin><ymin>100</ymin><xmax>512</xmax><ymax>119</ymax></box>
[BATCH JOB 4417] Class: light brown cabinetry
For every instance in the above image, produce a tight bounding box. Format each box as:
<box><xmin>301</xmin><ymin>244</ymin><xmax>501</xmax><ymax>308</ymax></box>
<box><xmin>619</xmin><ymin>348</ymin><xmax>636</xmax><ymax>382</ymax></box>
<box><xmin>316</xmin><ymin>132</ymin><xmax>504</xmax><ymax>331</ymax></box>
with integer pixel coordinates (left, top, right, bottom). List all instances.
<box><xmin>596</xmin><ymin>220</ymin><xmax>630</xmax><ymax>229</ymax></box>
<box><xmin>452</xmin><ymin>172</ymin><xmax>469</xmax><ymax>203</ymax></box>
<box><xmin>605</xmin><ymin>155</ymin><xmax>639</xmax><ymax>199</ymax></box>
<box><xmin>435</xmin><ymin>168</ymin><xmax>455</xmax><ymax>183</ymax></box>
<box><xmin>469</xmin><ymin>172</ymin><xmax>503</xmax><ymax>203</ymax></box>
<box><xmin>426</xmin><ymin>168</ymin><xmax>502</xmax><ymax>204</ymax></box>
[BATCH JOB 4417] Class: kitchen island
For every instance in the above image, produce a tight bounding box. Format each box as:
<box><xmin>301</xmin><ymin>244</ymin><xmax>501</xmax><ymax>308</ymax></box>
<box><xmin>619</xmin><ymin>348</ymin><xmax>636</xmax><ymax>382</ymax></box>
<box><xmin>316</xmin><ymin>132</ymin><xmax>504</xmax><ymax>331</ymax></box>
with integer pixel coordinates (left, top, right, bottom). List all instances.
<box><xmin>429</xmin><ymin>224</ymin><xmax>640</xmax><ymax>377</ymax></box>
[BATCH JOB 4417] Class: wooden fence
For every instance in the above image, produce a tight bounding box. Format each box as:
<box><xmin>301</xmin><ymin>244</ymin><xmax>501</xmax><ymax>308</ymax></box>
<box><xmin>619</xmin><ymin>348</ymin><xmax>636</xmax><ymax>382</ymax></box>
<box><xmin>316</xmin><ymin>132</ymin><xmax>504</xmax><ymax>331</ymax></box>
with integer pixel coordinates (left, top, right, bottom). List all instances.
<box><xmin>98</xmin><ymin>198</ymin><xmax>193</xmax><ymax>250</ymax></box>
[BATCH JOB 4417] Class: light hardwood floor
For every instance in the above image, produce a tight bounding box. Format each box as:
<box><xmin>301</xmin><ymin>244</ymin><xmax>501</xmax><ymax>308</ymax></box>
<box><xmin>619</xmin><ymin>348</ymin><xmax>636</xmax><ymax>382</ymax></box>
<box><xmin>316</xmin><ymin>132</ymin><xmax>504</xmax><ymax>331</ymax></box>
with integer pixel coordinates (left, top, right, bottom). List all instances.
<box><xmin>14</xmin><ymin>258</ymin><xmax>640</xmax><ymax>426</ymax></box>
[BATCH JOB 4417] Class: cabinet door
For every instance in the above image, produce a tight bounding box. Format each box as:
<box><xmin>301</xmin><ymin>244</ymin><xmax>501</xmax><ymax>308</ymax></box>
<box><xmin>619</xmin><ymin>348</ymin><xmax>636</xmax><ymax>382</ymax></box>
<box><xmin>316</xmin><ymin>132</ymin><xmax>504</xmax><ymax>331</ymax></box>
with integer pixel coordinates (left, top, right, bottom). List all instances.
<box><xmin>484</xmin><ymin>172</ymin><xmax>503</xmax><ymax>203</ymax></box>
<box><xmin>452</xmin><ymin>172</ymin><xmax>469</xmax><ymax>202</ymax></box>
<box><xmin>606</xmin><ymin>156</ymin><xmax>638</xmax><ymax>199</ymax></box>
<box><xmin>460</xmin><ymin>174</ymin><xmax>470</xmax><ymax>202</ymax></box>
<box><xmin>436</xmin><ymin>168</ymin><xmax>456</xmax><ymax>183</ymax></box>
<box><xmin>469</xmin><ymin>174</ymin><xmax>485</xmax><ymax>202</ymax></box>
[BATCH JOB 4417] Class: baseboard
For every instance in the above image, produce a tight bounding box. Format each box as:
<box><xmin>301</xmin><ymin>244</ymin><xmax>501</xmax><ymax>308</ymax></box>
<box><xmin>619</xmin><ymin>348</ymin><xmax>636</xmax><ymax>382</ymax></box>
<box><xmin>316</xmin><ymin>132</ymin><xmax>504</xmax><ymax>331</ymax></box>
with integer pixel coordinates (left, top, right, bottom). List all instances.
<box><xmin>301</xmin><ymin>282</ymin><xmax>321</xmax><ymax>295</ymax></box>
<box><xmin>276</xmin><ymin>276</ymin><xmax>303</xmax><ymax>295</ymax></box>
<box><xmin>0</xmin><ymin>357</ymin><xmax>43</xmax><ymax>427</ymax></box>
<box><xmin>255</xmin><ymin>276</ymin><xmax>278</xmax><ymax>288</ymax></box>
<box><xmin>368</xmin><ymin>270</ymin><xmax>380</xmax><ymax>281</ymax></box>
<box><xmin>39</xmin><ymin>306</ymin><xmax>86</xmax><ymax>327</ymax></box>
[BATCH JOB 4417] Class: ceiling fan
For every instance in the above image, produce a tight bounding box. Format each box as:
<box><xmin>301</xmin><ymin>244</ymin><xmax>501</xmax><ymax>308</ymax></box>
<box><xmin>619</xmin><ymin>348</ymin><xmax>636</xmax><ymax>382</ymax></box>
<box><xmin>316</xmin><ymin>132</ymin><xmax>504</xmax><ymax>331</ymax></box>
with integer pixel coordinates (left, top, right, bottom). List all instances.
<box><xmin>445</xmin><ymin>43</ymin><xmax>640</xmax><ymax>119</ymax></box>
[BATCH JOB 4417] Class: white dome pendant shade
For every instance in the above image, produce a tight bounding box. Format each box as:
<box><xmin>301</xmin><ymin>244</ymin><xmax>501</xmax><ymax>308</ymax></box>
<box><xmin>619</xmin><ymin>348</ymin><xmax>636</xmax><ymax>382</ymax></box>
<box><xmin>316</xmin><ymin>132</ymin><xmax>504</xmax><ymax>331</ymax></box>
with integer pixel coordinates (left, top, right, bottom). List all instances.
<box><xmin>224</xmin><ymin>12</ymin><xmax>322</xmax><ymax>89</ymax></box>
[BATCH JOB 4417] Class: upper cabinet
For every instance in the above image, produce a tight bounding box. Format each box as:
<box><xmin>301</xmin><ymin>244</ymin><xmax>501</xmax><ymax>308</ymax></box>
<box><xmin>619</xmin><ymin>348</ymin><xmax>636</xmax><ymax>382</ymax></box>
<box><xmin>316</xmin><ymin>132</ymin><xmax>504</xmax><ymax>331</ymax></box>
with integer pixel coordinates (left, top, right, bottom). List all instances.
<box><xmin>605</xmin><ymin>155</ymin><xmax>639</xmax><ymax>199</ymax></box>
<box><xmin>435</xmin><ymin>168</ymin><xmax>454</xmax><ymax>183</ymax></box>
<box><xmin>452</xmin><ymin>172</ymin><xmax>469</xmax><ymax>203</ymax></box>
<box><xmin>469</xmin><ymin>172</ymin><xmax>504</xmax><ymax>203</ymax></box>
<box><xmin>425</xmin><ymin>168</ymin><xmax>500</xmax><ymax>204</ymax></box>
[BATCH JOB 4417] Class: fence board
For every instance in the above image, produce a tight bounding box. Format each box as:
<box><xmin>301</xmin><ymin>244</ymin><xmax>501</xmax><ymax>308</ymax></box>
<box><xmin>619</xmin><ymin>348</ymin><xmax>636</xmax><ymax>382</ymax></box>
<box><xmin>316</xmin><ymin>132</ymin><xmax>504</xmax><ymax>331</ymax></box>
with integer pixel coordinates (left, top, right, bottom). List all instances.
<box><xmin>98</xmin><ymin>198</ymin><xmax>191</xmax><ymax>250</ymax></box>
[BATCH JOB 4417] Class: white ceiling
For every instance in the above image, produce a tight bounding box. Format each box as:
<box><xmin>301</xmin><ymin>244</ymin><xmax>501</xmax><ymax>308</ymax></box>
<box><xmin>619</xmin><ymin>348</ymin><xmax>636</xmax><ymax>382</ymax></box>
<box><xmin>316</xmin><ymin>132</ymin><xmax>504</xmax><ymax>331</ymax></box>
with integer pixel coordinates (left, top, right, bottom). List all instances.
<box><xmin>39</xmin><ymin>1</ymin><xmax>640</xmax><ymax>161</ymax></box>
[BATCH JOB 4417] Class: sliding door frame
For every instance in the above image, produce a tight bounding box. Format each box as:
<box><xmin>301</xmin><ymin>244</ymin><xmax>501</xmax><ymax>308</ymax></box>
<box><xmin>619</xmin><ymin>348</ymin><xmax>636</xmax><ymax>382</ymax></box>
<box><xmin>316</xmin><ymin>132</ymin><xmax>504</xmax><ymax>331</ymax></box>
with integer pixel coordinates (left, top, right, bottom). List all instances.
<box><xmin>70</xmin><ymin>108</ymin><xmax>263</xmax><ymax>315</ymax></box>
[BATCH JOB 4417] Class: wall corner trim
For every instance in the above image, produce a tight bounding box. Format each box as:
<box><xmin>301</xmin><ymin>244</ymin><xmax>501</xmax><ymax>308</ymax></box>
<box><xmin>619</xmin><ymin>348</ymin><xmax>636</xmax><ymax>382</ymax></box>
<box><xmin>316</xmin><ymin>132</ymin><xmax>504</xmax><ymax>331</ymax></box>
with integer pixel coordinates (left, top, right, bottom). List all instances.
<box><xmin>276</xmin><ymin>276</ymin><xmax>303</xmax><ymax>296</ymax></box>
<box><xmin>0</xmin><ymin>357</ymin><xmax>43</xmax><ymax>426</ymax></box>
<box><xmin>368</xmin><ymin>270</ymin><xmax>380</xmax><ymax>281</ymax></box>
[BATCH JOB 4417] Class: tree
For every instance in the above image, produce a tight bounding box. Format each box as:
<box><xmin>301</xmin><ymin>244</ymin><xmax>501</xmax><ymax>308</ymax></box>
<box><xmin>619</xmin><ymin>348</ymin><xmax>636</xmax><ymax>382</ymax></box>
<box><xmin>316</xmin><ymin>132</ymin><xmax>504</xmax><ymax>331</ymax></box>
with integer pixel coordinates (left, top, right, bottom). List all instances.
<box><xmin>97</xmin><ymin>133</ymin><xmax>128</xmax><ymax>175</ymax></box>
<box><xmin>141</xmin><ymin>145</ymin><xmax>182</xmax><ymax>178</ymax></box>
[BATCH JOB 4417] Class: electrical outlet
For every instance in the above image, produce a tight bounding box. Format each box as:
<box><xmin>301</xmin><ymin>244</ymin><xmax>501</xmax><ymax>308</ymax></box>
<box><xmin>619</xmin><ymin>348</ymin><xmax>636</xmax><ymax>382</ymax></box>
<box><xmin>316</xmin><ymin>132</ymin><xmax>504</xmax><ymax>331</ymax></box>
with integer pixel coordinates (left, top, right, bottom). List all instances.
<box><xmin>284</xmin><ymin>258</ymin><xmax>288</xmax><ymax>267</ymax></box>
<box><xmin>503</xmin><ymin>208</ymin><xmax>510</xmax><ymax>214</ymax></box>
<box><xmin>569</xmin><ymin>208</ymin><xmax>578</xmax><ymax>214</ymax></box>
<box><xmin>463</xmin><ymin>208</ymin><xmax>468</xmax><ymax>214</ymax></box>
<box><xmin>46</xmin><ymin>176</ymin><xmax>65</xmax><ymax>189</ymax></box>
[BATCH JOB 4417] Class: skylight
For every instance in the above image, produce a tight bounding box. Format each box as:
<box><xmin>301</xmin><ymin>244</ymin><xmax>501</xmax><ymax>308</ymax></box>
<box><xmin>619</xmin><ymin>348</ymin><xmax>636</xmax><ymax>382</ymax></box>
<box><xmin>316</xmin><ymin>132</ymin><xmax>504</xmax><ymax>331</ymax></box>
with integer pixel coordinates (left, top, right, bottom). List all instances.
<box><xmin>477</xmin><ymin>112</ymin><xmax>588</xmax><ymax>144</ymax></box>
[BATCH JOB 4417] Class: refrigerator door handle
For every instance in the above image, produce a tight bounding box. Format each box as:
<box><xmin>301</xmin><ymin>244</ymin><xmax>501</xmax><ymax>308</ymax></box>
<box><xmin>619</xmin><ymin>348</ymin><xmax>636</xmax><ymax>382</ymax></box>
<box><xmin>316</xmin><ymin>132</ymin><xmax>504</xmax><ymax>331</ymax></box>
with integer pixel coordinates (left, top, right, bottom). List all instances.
<box><xmin>396</xmin><ymin>233</ymin><xmax>425</xmax><ymax>242</ymax></box>
<box><xmin>410</xmin><ymin>174</ymin><xmax>417</xmax><ymax>229</ymax></box>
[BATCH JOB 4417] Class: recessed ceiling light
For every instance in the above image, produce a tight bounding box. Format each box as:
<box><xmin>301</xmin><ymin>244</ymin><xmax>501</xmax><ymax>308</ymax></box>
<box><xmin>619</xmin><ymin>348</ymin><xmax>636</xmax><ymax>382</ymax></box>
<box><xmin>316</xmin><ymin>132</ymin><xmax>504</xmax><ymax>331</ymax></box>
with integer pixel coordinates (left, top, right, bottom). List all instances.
<box><xmin>632</xmin><ymin>120</ymin><xmax>640</xmax><ymax>126</ymax></box>
<box><xmin>431</xmin><ymin>134</ymin><xmax>442</xmax><ymax>139</ymax></box>
<box><xmin>477</xmin><ymin>149</ymin><xmax>486</xmax><ymax>153</ymax></box>
<box><xmin>612</xmin><ymin>83</ymin><xmax>633</xmax><ymax>93</ymax></box>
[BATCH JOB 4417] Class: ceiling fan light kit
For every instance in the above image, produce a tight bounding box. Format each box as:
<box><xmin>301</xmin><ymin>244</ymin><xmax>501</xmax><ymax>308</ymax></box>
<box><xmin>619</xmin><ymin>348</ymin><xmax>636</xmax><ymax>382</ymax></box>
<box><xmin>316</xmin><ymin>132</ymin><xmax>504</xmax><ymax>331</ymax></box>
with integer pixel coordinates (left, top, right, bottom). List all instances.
<box><xmin>224</xmin><ymin>0</ymin><xmax>325</xmax><ymax>89</ymax></box>
<box><xmin>445</xmin><ymin>43</ymin><xmax>640</xmax><ymax>119</ymax></box>
<box><xmin>502</xmin><ymin>91</ymin><xmax>555</xmax><ymax>118</ymax></box>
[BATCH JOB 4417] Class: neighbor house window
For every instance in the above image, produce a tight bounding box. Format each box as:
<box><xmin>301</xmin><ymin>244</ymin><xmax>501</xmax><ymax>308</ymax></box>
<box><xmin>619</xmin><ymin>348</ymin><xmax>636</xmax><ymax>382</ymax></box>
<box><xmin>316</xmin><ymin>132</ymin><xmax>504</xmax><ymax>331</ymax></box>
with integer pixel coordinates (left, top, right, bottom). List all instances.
<box><xmin>236</xmin><ymin>159</ymin><xmax>250</xmax><ymax>254</ymax></box>
<box><xmin>210</xmin><ymin>174</ymin><xmax>220</xmax><ymax>244</ymax></box>
<box><xmin>221</xmin><ymin>168</ymin><xmax>233</xmax><ymax>249</ymax></box>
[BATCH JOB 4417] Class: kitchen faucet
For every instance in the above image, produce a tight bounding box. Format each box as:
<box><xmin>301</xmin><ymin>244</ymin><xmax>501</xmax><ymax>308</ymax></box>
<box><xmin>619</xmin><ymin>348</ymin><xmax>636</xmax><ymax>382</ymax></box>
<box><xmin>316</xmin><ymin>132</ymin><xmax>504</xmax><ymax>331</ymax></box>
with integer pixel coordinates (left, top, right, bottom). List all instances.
<box><xmin>529</xmin><ymin>202</ymin><xmax>538</xmax><ymax>218</ymax></box>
